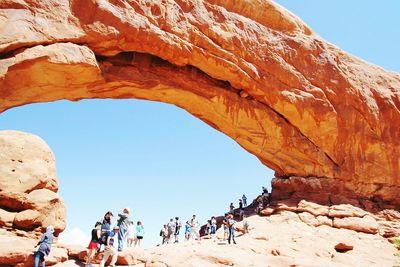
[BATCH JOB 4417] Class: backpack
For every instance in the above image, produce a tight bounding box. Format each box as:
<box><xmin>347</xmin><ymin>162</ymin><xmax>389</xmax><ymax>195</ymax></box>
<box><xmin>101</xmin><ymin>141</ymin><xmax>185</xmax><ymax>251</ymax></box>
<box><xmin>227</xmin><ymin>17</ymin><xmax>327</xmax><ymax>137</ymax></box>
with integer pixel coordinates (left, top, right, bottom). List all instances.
<box><xmin>159</xmin><ymin>230</ymin><xmax>163</xmax><ymax>237</ymax></box>
<box><xmin>99</xmin><ymin>232</ymin><xmax>110</xmax><ymax>245</ymax></box>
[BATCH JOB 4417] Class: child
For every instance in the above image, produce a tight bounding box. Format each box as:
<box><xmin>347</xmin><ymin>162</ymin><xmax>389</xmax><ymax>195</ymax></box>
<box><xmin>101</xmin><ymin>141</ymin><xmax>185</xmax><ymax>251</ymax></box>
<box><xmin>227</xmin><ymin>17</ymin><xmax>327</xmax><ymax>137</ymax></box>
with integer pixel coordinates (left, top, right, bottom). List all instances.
<box><xmin>184</xmin><ymin>220</ymin><xmax>191</xmax><ymax>241</ymax></box>
<box><xmin>135</xmin><ymin>221</ymin><xmax>144</xmax><ymax>248</ymax></box>
<box><xmin>34</xmin><ymin>225</ymin><xmax>54</xmax><ymax>267</ymax></box>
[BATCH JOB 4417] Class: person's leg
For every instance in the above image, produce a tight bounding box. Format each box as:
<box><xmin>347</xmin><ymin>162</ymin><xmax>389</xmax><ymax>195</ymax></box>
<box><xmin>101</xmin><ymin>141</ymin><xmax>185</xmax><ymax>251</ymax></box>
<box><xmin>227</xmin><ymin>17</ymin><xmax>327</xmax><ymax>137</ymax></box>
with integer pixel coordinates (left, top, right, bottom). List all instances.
<box><xmin>34</xmin><ymin>253</ymin><xmax>40</xmax><ymax>267</ymax></box>
<box><xmin>99</xmin><ymin>249</ymin><xmax>111</xmax><ymax>267</ymax></box>
<box><xmin>228</xmin><ymin>228</ymin><xmax>232</xmax><ymax>244</ymax></box>
<box><xmin>110</xmin><ymin>247</ymin><xmax>118</xmax><ymax>266</ymax></box>
<box><xmin>232</xmin><ymin>227</ymin><xmax>236</xmax><ymax>244</ymax></box>
<box><xmin>86</xmin><ymin>249</ymin><xmax>94</xmax><ymax>264</ymax></box>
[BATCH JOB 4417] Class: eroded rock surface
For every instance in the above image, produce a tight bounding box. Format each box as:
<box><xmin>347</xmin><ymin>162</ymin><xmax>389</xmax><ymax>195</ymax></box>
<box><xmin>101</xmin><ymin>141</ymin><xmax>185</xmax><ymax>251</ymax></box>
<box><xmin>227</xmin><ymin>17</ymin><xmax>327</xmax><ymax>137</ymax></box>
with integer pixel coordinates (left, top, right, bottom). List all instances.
<box><xmin>0</xmin><ymin>130</ymin><xmax>66</xmax><ymax>266</ymax></box>
<box><xmin>0</xmin><ymin>0</ymin><xmax>399</xmax><ymax>206</ymax></box>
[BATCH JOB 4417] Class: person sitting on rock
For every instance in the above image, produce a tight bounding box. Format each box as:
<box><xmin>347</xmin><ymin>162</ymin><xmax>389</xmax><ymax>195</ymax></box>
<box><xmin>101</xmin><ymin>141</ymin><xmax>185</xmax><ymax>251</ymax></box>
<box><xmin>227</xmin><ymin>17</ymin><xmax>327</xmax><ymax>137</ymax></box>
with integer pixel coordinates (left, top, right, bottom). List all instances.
<box><xmin>117</xmin><ymin>207</ymin><xmax>130</xmax><ymax>251</ymax></box>
<box><xmin>86</xmin><ymin>221</ymin><xmax>102</xmax><ymax>267</ymax></box>
<box><xmin>135</xmin><ymin>221</ymin><xmax>144</xmax><ymax>248</ymax></box>
<box><xmin>99</xmin><ymin>226</ymin><xmax>119</xmax><ymax>267</ymax></box>
<box><xmin>34</xmin><ymin>225</ymin><xmax>54</xmax><ymax>267</ymax></box>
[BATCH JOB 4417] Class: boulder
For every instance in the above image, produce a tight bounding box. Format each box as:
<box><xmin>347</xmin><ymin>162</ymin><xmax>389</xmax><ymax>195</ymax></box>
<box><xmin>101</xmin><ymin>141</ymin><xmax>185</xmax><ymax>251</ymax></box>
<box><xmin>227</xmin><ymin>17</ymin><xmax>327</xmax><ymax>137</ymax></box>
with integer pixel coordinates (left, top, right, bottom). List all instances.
<box><xmin>333</xmin><ymin>215</ymin><xmax>379</xmax><ymax>234</ymax></box>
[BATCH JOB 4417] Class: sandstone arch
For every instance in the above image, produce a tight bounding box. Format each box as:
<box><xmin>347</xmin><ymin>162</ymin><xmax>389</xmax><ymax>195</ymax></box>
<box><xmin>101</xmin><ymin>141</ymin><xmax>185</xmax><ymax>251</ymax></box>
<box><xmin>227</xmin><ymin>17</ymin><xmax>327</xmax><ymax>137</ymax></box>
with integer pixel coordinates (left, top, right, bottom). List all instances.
<box><xmin>0</xmin><ymin>0</ymin><xmax>399</xmax><ymax>207</ymax></box>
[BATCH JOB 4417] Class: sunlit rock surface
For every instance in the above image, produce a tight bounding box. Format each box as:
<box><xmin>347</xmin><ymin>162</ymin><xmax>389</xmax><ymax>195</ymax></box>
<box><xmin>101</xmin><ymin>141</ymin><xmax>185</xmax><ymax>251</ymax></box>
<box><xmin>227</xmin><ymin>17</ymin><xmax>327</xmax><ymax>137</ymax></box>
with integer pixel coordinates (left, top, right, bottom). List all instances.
<box><xmin>1</xmin><ymin>0</ymin><xmax>399</xmax><ymax>206</ymax></box>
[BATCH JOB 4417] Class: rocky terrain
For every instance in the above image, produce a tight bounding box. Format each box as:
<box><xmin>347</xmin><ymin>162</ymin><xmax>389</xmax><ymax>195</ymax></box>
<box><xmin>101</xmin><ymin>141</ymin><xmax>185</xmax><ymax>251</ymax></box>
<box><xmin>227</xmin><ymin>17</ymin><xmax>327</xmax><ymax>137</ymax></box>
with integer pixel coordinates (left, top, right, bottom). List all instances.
<box><xmin>0</xmin><ymin>0</ymin><xmax>399</xmax><ymax>266</ymax></box>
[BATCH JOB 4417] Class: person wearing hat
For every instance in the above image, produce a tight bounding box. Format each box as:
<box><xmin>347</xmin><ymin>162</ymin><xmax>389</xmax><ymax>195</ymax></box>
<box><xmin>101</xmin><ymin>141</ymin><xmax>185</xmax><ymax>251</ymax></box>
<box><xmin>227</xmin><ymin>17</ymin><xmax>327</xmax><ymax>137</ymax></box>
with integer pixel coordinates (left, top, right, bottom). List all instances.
<box><xmin>34</xmin><ymin>225</ymin><xmax>54</xmax><ymax>267</ymax></box>
<box><xmin>117</xmin><ymin>207</ymin><xmax>130</xmax><ymax>251</ymax></box>
<box><xmin>99</xmin><ymin>226</ymin><xmax>119</xmax><ymax>267</ymax></box>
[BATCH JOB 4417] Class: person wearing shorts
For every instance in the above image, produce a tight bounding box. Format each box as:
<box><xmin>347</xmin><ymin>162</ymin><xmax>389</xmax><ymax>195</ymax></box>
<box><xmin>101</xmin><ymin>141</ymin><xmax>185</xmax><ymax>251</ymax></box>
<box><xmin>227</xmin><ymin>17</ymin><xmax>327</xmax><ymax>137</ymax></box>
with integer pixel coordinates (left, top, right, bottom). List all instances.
<box><xmin>86</xmin><ymin>221</ymin><xmax>101</xmax><ymax>266</ymax></box>
<box><xmin>135</xmin><ymin>221</ymin><xmax>144</xmax><ymax>247</ymax></box>
<box><xmin>184</xmin><ymin>220</ymin><xmax>191</xmax><ymax>241</ymax></box>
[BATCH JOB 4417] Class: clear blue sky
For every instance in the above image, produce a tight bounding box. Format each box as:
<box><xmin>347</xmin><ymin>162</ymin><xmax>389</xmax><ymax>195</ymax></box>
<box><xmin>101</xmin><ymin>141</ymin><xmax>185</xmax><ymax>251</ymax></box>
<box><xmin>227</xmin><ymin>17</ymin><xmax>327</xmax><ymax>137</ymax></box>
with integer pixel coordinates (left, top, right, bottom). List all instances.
<box><xmin>0</xmin><ymin>1</ymin><xmax>399</xmax><ymax>248</ymax></box>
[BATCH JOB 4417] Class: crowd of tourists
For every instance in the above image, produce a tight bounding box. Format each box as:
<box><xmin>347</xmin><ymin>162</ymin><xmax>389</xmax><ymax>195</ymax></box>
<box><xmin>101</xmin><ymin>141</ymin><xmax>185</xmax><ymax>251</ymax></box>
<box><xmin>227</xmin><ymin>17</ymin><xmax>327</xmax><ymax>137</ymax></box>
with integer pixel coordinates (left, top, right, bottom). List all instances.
<box><xmin>85</xmin><ymin>207</ymin><xmax>144</xmax><ymax>267</ymax></box>
<box><xmin>32</xmin><ymin>187</ymin><xmax>270</xmax><ymax>267</ymax></box>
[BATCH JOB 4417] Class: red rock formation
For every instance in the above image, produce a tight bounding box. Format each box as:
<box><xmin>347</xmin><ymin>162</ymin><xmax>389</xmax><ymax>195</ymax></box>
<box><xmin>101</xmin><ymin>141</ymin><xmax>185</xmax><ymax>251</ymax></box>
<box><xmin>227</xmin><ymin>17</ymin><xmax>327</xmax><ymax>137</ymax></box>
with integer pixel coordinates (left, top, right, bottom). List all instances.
<box><xmin>0</xmin><ymin>1</ymin><xmax>399</xmax><ymax>205</ymax></box>
<box><xmin>0</xmin><ymin>131</ymin><xmax>66</xmax><ymax>266</ymax></box>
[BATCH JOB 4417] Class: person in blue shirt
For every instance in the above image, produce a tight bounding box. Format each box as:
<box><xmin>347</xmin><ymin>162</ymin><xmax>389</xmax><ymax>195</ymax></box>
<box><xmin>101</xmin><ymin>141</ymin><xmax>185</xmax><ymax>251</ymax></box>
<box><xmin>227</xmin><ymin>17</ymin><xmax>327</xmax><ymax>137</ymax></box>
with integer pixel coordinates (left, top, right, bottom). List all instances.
<box><xmin>134</xmin><ymin>221</ymin><xmax>145</xmax><ymax>248</ymax></box>
<box><xmin>34</xmin><ymin>225</ymin><xmax>54</xmax><ymax>267</ymax></box>
<box><xmin>99</xmin><ymin>226</ymin><xmax>119</xmax><ymax>267</ymax></box>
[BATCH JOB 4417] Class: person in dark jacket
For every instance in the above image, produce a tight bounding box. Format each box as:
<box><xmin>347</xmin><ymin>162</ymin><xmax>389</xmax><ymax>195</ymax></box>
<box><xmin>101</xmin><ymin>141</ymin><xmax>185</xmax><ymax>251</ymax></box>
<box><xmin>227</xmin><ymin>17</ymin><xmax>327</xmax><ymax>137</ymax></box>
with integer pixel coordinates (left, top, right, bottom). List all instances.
<box><xmin>34</xmin><ymin>225</ymin><xmax>54</xmax><ymax>267</ymax></box>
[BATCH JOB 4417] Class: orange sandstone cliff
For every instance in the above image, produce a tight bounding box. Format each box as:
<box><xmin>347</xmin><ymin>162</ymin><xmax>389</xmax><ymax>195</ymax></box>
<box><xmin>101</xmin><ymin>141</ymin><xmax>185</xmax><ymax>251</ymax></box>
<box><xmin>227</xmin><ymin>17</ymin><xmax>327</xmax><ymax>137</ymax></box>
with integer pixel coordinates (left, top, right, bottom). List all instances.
<box><xmin>0</xmin><ymin>1</ymin><xmax>399</xmax><ymax>207</ymax></box>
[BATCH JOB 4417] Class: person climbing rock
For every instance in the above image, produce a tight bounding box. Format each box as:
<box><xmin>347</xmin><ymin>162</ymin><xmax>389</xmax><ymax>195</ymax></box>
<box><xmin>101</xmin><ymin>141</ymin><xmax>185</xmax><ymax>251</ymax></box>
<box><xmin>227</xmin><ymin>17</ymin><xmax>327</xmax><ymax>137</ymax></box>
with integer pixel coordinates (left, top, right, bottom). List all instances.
<box><xmin>34</xmin><ymin>225</ymin><xmax>54</xmax><ymax>267</ymax></box>
<box><xmin>99</xmin><ymin>226</ymin><xmax>119</xmax><ymax>267</ymax></box>
<box><xmin>117</xmin><ymin>207</ymin><xmax>130</xmax><ymax>251</ymax></box>
<box><xmin>86</xmin><ymin>222</ymin><xmax>101</xmax><ymax>267</ymax></box>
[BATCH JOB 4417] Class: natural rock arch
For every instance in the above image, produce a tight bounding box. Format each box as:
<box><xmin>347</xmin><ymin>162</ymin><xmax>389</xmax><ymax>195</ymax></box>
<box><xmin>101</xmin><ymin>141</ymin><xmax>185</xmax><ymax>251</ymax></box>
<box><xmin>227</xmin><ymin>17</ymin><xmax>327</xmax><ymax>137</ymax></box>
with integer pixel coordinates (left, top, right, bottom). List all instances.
<box><xmin>1</xmin><ymin>0</ymin><xmax>399</xmax><ymax>207</ymax></box>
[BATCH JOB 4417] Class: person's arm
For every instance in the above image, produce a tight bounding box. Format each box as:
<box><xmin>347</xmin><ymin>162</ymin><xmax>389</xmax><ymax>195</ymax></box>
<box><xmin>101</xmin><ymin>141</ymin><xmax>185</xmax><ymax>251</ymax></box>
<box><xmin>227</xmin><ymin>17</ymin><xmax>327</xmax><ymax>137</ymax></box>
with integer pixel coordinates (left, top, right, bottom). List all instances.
<box><xmin>36</xmin><ymin>233</ymin><xmax>46</xmax><ymax>246</ymax></box>
<box><xmin>96</xmin><ymin>229</ymin><xmax>101</xmax><ymax>239</ymax></box>
<box><xmin>118</xmin><ymin>213</ymin><xmax>128</xmax><ymax>218</ymax></box>
<box><xmin>106</xmin><ymin>236</ymin><xmax>111</xmax><ymax>247</ymax></box>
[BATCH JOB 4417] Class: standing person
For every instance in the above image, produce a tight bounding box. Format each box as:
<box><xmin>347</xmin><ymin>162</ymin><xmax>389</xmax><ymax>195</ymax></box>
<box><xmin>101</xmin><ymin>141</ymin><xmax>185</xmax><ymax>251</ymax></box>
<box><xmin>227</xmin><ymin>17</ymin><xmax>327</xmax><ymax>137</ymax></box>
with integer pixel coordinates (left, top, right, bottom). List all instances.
<box><xmin>167</xmin><ymin>218</ymin><xmax>176</xmax><ymax>244</ymax></box>
<box><xmin>229</xmin><ymin>203</ymin><xmax>235</xmax><ymax>214</ymax></box>
<box><xmin>99</xmin><ymin>211</ymin><xmax>113</xmax><ymax>252</ymax></box>
<box><xmin>160</xmin><ymin>224</ymin><xmax>168</xmax><ymax>245</ymax></box>
<box><xmin>238</xmin><ymin>199</ymin><xmax>243</xmax><ymax>210</ymax></box>
<box><xmin>34</xmin><ymin>225</ymin><xmax>54</xmax><ymax>267</ymax></box>
<box><xmin>205</xmin><ymin>220</ymin><xmax>211</xmax><ymax>238</ymax></box>
<box><xmin>135</xmin><ymin>221</ymin><xmax>144</xmax><ymax>248</ymax></box>
<box><xmin>210</xmin><ymin>216</ymin><xmax>217</xmax><ymax>241</ymax></box>
<box><xmin>190</xmin><ymin>214</ymin><xmax>200</xmax><ymax>241</ymax></box>
<box><xmin>117</xmin><ymin>207</ymin><xmax>130</xmax><ymax>251</ymax></box>
<box><xmin>227</xmin><ymin>214</ymin><xmax>237</xmax><ymax>244</ymax></box>
<box><xmin>101</xmin><ymin>211</ymin><xmax>113</xmax><ymax>233</ymax></box>
<box><xmin>256</xmin><ymin>195</ymin><xmax>264</xmax><ymax>214</ymax></box>
<box><xmin>242</xmin><ymin>194</ymin><xmax>247</xmax><ymax>207</ymax></box>
<box><xmin>127</xmin><ymin>221</ymin><xmax>136</xmax><ymax>248</ymax></box>
<box><xmin>262</xmin><ymin>186</ymin><xmax>268</xmax><ymax>194</ymax></box>
<box><xmin>243</xmin><ymin>215</ymin><xmax>250</xmax><ymax>234</ymax></box>
<box><xmin>86</xmin><ymin>222</ymin><xmax>102</xmax><ymax>266</ymax></box>
<box><xmin>184</xmin><ymin>220</ymin><xmax>191</xmax><ymax>241</ymax></box>
<box><xmin>99</xmin><ymin>226</ymin><xmax>119</xmax><ymax>267</ymax></box>
<box><xmin>174</xmin><ymin>217</ymin><xmax>181</xmax><ymax>243</ymax></box>
<box><xmin>222</xmin><ymin>214</ymin><xmax>229</xmax><ymax>241</ymax></box>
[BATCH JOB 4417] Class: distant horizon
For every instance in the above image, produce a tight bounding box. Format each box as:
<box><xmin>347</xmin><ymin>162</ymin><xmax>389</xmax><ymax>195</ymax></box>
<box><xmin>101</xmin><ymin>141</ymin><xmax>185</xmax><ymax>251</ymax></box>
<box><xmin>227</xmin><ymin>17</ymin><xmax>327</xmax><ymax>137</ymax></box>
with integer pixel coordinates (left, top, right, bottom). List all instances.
<box><xmin>0</xmin><ymin>0</ymin><xmax>399</xmax><ymax>249</ymax></box>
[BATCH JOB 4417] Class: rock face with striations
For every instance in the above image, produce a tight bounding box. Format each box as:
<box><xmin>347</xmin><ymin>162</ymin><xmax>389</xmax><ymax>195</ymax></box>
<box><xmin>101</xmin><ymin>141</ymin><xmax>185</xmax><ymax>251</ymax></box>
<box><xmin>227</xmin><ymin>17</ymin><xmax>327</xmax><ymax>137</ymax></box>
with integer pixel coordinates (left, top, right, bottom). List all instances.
<box><xmin>0</xmin><ymin>130</ymin><xmax>66</xmax><ymax>266</ymax></box>
<box><xmin>0</xmin><ymin>1</ymin><xmax>399</xmax><ymax>205</ymax></box>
